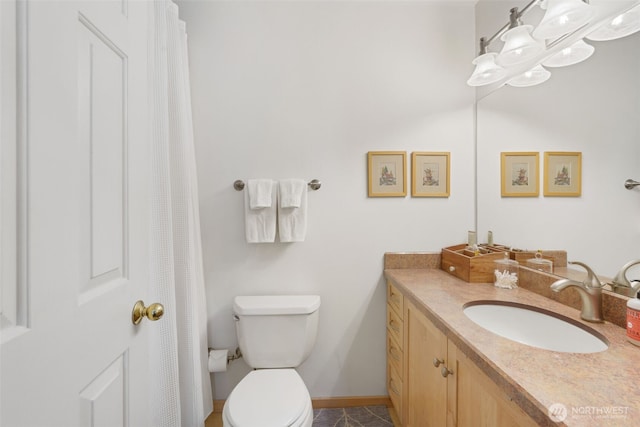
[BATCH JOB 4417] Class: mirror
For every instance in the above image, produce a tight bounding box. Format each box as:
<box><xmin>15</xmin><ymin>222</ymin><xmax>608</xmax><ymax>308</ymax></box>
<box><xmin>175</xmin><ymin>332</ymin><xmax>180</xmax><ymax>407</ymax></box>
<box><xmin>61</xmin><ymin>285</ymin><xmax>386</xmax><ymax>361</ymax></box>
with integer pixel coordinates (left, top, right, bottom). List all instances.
<box><xmin>476</xmin><ymin>29</ymin><xmax>640</xmax><ymax>281</ymax></box>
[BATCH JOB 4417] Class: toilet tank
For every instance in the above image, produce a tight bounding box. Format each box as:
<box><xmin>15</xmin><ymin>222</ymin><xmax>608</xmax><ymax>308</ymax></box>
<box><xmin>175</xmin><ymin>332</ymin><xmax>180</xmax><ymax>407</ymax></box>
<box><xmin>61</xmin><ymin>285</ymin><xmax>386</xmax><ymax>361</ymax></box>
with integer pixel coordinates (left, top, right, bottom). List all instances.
<box><xmin>233</xmin><ymin>295</ymin><xmax>320</xmax><ymax>369</ymax></box>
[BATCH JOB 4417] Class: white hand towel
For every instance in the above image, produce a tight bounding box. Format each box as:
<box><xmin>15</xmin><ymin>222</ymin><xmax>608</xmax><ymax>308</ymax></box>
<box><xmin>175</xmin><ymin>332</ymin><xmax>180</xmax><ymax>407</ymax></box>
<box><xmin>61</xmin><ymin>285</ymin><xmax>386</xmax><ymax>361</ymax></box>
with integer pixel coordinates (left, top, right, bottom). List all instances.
<box><xmin>278</xmin><ymin>180</ymin><xmax>308</xmax><ymax>242</ymax></box>
<box><xmin>244</xmin><ymin>184</ymin><xmax>277</xmax><ymax>243</ymax></box>
<box><xmin>248</xmin><ymin>179</ymin><xmax>273</xmax><ymax>209</ymax></box>
<box><xmin>279</xmin><ymin>179</ymin><xmax>306</xmax><ymax>208</ymax></box>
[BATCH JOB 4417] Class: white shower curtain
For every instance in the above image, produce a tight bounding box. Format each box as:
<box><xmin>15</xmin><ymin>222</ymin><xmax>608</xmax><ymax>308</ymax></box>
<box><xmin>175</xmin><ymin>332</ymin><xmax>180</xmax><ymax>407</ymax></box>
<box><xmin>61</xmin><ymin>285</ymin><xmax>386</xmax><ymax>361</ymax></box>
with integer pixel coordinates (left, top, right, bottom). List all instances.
<box><xmin>148</xmin><ymin>1</ymin><xmax>213</xmax><ymax>426</ymax></box>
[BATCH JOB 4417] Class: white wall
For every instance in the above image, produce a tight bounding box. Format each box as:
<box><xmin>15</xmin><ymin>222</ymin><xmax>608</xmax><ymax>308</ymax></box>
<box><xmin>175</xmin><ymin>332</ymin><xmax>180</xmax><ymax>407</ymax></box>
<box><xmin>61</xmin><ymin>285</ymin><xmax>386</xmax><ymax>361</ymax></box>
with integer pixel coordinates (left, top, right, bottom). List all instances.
<box><xmin>475</xmin><ymin>1</ymin><xmax>640</xmax><ymax>276</ymax></box>
<box><xmin>178</xmin><ymin>1</ymin><xmax>476</xmax><ymax>399</ymax></box>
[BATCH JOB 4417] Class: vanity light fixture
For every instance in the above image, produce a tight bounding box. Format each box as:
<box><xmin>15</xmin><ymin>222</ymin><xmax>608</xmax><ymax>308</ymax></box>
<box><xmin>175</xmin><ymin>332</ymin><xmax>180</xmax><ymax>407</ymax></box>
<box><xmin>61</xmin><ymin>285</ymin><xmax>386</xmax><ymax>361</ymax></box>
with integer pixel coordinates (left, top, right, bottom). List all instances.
<box><xmin>497</xmin><ymin>8</ymin><xmax>545</xmax><ymax>66</ymax></box>
<box><xmin>508</xmin><ymin>64</ymin><xmax>552</xmax><ymax>87</ymax></box>
<box><xmin>467</xmin><ymin>0</ymin><xmax>545</xmax><ymax>87</ymax></box>
<box><xmin>542</xmin><ymin>38</ymin><xmax>595</xmax><ymax>67</ymax></box>
<box><xmin>586</xmin><ymin>3</ymin><xmax>640</xmax><ymax>41</ymax></box>
<box><xmin>466</xmin><ymin>0</ymin><xmax>638</xmax><ymax>88</ymax></box>
<box><xmin>467</xmin><ymin>38</ymin><xmax>507</xmax><ymax>86</ymax></box>
<box><xmin>533</xmin><ymin>0</ymin><xmax>595</xmax><ymax>40</ymax></box>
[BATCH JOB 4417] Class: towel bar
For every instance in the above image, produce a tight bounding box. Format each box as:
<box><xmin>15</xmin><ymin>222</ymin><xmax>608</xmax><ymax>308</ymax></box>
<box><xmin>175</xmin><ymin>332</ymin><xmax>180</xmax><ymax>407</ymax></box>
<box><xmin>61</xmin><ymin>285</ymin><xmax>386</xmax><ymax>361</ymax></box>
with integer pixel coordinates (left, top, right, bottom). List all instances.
<box><xmin>234</xmin><ymin>179</ymin><xmax>321</xmax><ymax>191</ymax></box>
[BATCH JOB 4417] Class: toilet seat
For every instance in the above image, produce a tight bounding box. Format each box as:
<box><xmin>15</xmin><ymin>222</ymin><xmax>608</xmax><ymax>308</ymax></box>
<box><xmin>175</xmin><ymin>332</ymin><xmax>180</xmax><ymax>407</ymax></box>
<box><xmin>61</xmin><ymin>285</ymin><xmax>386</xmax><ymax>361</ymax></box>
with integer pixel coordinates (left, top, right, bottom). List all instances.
<box><xmin>222</xmin><ymin>369</ymin><xmax>312</xmax><ymax>427</ymax></box>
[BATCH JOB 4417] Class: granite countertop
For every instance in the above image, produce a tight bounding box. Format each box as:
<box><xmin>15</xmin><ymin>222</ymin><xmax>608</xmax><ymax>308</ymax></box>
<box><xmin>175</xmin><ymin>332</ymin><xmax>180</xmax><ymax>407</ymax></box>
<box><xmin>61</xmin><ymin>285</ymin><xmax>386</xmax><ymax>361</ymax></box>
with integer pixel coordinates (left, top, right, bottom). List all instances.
<box><xmin>384</xmin><ymin>268</ymin><xmax>639</xmax><ymax>427</ymax></box>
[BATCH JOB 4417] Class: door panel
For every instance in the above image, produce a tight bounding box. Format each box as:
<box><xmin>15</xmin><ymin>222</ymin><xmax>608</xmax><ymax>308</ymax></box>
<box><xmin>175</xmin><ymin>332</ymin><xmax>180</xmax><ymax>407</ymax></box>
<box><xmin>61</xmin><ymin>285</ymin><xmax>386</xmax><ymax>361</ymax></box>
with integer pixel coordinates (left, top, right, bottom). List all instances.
<box><xmin>77</xmin><ymin>12</ymin><xmax>128</xmax><ymax>302</ymax></box>
<box><xmin>79</xmin><ymin>352</ymin><xmax>128</xmax><ymax>427</ymax></box>
<box><xmin>1</xmin><ymin>2</ymin><xmax>151</xmax><ymax>426</ymax></box>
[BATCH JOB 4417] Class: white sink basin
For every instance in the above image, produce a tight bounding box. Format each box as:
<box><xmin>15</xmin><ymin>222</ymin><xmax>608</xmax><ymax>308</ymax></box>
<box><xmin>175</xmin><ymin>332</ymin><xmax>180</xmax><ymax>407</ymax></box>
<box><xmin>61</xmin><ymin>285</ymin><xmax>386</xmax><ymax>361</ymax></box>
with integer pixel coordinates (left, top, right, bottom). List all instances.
<box><xmin>463</xmin><ymin>301</ymin><xmax>608</xmax><ymax>353</ymax></box>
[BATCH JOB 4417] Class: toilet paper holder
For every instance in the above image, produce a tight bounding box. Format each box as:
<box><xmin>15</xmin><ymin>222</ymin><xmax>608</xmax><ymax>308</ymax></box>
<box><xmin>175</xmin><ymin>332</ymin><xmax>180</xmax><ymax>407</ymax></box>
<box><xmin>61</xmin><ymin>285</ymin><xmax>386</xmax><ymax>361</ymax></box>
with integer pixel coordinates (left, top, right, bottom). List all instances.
<box><xmin>209</xmin><ymin>347</ymin><xmax>243</xmax><ymax>364</ymax></box>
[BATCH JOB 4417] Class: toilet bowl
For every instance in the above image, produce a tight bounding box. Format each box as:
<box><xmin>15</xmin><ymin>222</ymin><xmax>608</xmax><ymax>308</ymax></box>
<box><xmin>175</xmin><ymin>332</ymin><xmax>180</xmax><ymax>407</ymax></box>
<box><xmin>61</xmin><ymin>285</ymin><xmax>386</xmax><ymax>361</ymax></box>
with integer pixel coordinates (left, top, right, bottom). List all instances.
<box><xmin>221</xmin><ymin>295</ymin><xmax>320</xmax><ymax>427</ymax></box>
<box><xmin>222</xmin><ymin>369</ymin><xmax>313</xmax><ymax>427</ymax></box>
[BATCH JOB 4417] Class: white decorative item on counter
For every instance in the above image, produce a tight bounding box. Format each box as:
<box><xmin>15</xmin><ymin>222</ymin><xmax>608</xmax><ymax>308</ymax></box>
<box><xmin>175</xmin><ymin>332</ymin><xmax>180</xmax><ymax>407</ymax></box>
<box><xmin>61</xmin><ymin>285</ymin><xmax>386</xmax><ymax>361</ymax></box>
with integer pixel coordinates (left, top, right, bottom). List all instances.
<box><xmin>494</xmin><ymin>269</ymin><xmax>518</xmax><ymax>289</ymax></box>
<box><xmin>494</xmin><ymin>253</ymin><xmax>519</xmax><ymax>289</ymax></box>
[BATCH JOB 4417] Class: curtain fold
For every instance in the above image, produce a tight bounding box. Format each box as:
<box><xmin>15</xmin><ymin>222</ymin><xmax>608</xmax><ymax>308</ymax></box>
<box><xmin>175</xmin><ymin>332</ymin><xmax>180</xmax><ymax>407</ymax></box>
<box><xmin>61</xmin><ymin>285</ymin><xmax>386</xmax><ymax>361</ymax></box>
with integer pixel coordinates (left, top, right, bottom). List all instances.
<box><xmin>148</xmin><ymin>2</ymin><xmax>213</xmax><ymax>426</ymax></box>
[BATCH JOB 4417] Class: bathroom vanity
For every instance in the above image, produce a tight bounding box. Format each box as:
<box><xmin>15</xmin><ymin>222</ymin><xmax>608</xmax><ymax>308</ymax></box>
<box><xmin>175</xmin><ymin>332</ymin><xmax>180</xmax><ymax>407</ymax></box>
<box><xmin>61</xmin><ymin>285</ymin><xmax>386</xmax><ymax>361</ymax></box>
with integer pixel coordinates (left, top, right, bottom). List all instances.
<box><xmin>385</xmin><ymin>257</ymin><xmax>639</xmax><ymax>427</ymax></box>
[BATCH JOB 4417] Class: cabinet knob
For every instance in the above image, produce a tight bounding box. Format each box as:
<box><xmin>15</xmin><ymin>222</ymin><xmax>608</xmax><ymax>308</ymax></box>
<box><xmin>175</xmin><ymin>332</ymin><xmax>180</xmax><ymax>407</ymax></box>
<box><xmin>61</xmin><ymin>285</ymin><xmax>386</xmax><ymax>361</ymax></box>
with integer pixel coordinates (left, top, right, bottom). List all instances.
<box><xmin>441</xmin><ymin>366</ymin><xmax>454</xmax><ymax>377</ymax></box>
<box><xmin>433</xmin><ymin>357</ymin><xmax>444</xmax><ymax>367</ymax></box>
<box><xmin>448</xmin><ymin>266</ymin><xmax>456</xmax><ymax>272</ymax></box>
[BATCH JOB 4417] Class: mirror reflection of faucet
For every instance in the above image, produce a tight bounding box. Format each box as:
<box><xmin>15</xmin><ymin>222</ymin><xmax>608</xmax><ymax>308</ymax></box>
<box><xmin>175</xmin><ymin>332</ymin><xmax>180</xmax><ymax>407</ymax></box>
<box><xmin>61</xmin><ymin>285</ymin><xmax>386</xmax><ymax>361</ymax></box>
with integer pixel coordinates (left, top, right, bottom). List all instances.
<box><xmin>608</xmin><ymin>260</ymin><xmax>640</xmax><ymax>297</ymax></box>
<box><xmin>550</xmin><ymin>261</ymin><xmax>604</xmax><ymax>323</ymax></box>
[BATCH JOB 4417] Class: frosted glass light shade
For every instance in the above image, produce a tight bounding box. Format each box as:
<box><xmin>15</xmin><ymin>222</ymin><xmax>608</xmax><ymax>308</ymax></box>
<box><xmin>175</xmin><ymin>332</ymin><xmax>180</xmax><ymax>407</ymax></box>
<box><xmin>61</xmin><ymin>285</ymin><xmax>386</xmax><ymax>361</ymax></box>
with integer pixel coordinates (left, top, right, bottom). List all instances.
<box><xmin>586</xmin><ymin>5</ymin><xmax>640</xmax><ymax>41</ymax></box>
<box><xmin>467</xmin><ymin>53</ymin><xmax>507</xmax><ymax>86</ymax></box>
<box><xmin>542</xmin><ymin>39</ymin><xmax>594</xmax><ymax>67</ymax></box>
<box><xmin>508</xmin><ymin>64</ymin><xmax>551</xmax><ymax>87</ymax></box>
<box><xmin>533</xmin><ymin>0</ymin><xmax>594</xmax><ymax>40</ymax></box>
<box><xmin>497</xmin><ymin>25</ymin><xmax>545</xmax><ymax>66</ymax></box>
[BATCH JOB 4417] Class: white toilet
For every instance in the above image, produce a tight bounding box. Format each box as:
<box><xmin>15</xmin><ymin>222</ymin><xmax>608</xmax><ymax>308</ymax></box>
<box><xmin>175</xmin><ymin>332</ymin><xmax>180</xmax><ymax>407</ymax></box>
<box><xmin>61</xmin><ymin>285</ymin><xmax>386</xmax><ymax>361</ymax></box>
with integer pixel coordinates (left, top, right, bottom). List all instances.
<box><xmin>222</xmin><ymin>295</ymin><xmax>321</xmax><ymax>427</ymax></box>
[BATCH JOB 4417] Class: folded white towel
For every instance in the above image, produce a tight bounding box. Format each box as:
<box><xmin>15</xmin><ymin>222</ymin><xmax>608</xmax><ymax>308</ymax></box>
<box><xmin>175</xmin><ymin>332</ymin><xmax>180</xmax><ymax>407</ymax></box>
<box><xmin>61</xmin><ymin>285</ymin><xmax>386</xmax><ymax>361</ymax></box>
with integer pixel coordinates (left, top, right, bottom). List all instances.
<box><xmin>279</xmin><ymin>179</ymin><xmax>306</xmax><ymax>208</ymax></box>
<box><xmin>244</xmin><ymin>185</ymin><xmax>277</xmax><ymax>243</ymax></box>
<box><xmin>278</xmin><ymin>180</ymin><xmax>308</xmax><ymax>242</ymax></box>
<box><xmin>248</xmin><ymin>179</ymin><xmax>273</xmax><ymax>209</ymax></box>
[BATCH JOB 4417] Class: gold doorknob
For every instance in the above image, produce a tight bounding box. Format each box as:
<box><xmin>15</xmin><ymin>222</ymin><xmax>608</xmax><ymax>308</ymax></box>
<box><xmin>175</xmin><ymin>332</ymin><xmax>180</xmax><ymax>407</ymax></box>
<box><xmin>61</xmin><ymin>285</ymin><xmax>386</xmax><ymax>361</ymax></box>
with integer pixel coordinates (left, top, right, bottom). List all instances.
<box><xmin>132</xmin><ymin>300</ymin><xmax>164</xmax><ymax>325</ymax></box>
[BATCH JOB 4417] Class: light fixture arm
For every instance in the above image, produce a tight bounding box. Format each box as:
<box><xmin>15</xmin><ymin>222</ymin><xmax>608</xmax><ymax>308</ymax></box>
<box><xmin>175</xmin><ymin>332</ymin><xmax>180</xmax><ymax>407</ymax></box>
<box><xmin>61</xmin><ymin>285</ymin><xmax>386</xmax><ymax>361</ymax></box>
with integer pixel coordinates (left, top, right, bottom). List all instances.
<box><xmin>477</xmin><ymin>37</ymin><xmax>489</xmax><ymax>55</ymax></box>
<box><xmin>478</xmin><ymin>0</ymin><xmax>544</xmax><ymax>54</ymax></box>
<box><xmin>479</xmin><ymin>0</ymin><xmax>593</xmax><ymax>53</ymax></box>
<box><xmin>508</xmin><ymin>7</ymin><xmax>523</xmax><ymax>29</ymax></box>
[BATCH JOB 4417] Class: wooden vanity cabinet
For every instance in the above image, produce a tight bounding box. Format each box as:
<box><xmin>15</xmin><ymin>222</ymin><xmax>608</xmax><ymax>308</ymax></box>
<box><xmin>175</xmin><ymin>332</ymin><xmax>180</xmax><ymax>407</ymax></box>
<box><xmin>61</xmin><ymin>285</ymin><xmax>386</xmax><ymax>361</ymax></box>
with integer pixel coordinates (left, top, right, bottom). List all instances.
<box><xmin>386</xmin><ymin>281</ymin><xmax>404</xmax><ymax>422</ymax></box>
<box><xmin>387</xmin><ymin>280</ymin><xmax>537</xmax><ymax>427</ymax></box>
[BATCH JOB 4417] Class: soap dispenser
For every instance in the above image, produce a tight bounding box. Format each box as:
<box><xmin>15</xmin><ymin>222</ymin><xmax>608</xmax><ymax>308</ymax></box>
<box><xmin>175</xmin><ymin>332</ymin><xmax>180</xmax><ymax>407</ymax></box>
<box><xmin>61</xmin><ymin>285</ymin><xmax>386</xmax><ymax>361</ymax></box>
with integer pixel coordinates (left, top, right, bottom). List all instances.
<box><xmin>627</xmin><ymin>290</ymin><xmax>640</xmax><ymax>346</ymax></box>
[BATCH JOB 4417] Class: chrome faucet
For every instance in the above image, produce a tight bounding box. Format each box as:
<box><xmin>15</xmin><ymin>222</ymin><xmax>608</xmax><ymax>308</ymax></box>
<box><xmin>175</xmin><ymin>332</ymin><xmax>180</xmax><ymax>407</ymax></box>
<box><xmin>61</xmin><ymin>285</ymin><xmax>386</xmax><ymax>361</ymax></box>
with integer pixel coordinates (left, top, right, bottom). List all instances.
<box><xmin>550</xmin><ymin>261</ymin><xmax>604</xmax><ymax>323</ymax></box>
<box><xmin>610</xmin><ymin>260</ymin><xmax>640</xmax><ymax>297</ymax></box>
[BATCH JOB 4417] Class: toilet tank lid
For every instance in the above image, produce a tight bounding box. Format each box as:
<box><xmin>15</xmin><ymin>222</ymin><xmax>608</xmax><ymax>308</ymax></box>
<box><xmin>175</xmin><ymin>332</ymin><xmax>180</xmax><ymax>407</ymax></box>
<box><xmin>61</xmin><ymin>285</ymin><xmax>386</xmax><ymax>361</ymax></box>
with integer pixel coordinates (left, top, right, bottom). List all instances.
<box><xmin>234</xmin><ymin>295</ymin><xmax>320</xmax><ymax>316</ymax></box>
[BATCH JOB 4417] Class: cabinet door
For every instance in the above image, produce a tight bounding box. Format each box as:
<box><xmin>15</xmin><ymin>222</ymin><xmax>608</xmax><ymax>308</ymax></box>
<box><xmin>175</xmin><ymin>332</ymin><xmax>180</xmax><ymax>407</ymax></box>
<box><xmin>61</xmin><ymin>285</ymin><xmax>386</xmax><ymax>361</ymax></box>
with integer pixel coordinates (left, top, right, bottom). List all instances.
<box><xmin>405</xmin><ymin>301</ymin><xmax>448</xmax><ymax>427</ymax></box>
<box><xmin>454</xmin><ymin>343</ymin><xmax>538</xmax><ymax>427</ymax></box>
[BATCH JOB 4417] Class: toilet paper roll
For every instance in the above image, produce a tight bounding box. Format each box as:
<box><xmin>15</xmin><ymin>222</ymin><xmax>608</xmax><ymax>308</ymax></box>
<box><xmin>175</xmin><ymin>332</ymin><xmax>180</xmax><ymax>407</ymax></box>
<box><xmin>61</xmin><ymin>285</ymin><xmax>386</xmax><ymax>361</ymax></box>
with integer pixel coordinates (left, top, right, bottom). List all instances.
<box><xmin>208</xmin><ymin>349</ymin><xmax>229</xmax><ymax>373</ymax></box>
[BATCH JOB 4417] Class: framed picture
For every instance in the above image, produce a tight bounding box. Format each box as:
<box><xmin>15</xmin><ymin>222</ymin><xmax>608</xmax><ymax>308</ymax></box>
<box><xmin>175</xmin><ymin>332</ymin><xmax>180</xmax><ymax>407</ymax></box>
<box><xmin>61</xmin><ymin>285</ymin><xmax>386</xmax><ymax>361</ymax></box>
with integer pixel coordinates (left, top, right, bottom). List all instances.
<box><xmin>411</xmin><ymin>152</ymin><xmax>450</xmax><ymax>197</ymax></box>
<box><xmin>544</xmin><ymin>151</ymin><xmax>582</xmax><ymax>197</ymax></box>
<box><xmin>367</xmin><ymin>151</ymin><xmax>407</xmax><ymax>197</ymax></box>
<box><xmin>500</xmin><ymin>152</ymin><xmax>539</xmax><ymax>197</ymax></box>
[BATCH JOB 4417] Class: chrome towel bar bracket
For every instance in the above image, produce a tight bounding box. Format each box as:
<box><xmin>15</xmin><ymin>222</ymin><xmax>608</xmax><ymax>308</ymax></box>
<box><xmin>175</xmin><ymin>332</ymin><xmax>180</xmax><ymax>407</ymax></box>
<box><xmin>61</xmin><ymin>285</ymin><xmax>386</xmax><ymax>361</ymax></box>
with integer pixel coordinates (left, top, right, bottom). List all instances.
<box><xmin>625</xmin><ymin>179</ymin><xmax>640</xmax><ymax>190</ymax></box>
<box><xmin>234</xmin><ymin>179</ymin><xmax>321</xmax><ymax>191</ymax></box>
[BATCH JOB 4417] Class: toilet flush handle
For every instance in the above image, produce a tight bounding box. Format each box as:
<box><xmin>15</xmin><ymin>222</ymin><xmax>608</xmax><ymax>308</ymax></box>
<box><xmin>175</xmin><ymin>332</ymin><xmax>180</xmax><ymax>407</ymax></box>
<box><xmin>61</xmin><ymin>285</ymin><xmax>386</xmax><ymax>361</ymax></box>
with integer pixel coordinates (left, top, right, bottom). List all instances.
<box><xmin>233</xmin><ymin>314</ymin><xmax>240</xmax><ymax>321</ymax></box>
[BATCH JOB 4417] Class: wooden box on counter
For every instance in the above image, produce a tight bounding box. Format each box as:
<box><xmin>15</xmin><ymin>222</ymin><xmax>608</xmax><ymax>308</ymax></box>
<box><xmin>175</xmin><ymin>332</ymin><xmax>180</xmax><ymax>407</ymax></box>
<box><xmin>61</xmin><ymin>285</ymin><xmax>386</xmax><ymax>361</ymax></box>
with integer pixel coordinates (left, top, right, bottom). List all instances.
<box><xmin>493</xmin><ymin>246</ymin><xmax>565</xmax><ymax>268</ymax></box>
<box><xmin>441</xmin><ymin>244</ymin><xmax>567</xmax><ymax>283</ymax></box>
<box><xmin>441</xmin><ymin>244</ymin><xmax>507</xmax><ymax>283</ymax></box>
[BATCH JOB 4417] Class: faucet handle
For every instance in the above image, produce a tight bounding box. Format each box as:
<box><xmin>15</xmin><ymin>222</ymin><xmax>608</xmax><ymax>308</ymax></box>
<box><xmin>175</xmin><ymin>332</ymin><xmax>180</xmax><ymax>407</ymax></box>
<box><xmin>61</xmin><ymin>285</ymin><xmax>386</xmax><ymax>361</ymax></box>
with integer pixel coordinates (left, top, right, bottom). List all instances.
<box><xmin>632</xmin><ymin>280</ymin><xmax>640</xmax><ymax>296</ymax></box>
<box><xmin>569</xmin><ymin>261</ymin><xmax>604</xmax><ymax>289</ymax></box>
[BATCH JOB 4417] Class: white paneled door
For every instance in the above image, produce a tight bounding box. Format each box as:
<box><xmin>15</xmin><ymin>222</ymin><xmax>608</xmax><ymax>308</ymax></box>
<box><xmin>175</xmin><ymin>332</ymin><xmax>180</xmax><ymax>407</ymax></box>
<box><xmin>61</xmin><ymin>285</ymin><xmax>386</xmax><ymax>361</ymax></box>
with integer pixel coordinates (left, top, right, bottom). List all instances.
<box><xmin>1</xmin><ymin>1</ymin><xmax>154</xmax><ymax>426</ymax></box>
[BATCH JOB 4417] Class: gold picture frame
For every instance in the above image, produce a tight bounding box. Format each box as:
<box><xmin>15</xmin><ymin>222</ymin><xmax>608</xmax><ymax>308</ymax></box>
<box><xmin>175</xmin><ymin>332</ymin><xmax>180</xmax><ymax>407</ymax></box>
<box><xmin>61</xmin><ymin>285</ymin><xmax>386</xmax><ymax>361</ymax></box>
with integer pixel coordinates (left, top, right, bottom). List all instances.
<box><xmin>367</xmin><ymin>151</ymin><xmax>407</xmax><ymax>197</ymax></box>
<box><xmin>500</xmin><ymin>152</ymin><xmax>539</xmax><ymax>197</ymax></box>
<box><xmin>411</xmin><ymin>152</ymin><xmax>450</xmax><ymax>197</ymax></box>
<box><xmin>544</xmin><ymin>151</ymin><xmax>582</xmax><ymax>197</ymax></box>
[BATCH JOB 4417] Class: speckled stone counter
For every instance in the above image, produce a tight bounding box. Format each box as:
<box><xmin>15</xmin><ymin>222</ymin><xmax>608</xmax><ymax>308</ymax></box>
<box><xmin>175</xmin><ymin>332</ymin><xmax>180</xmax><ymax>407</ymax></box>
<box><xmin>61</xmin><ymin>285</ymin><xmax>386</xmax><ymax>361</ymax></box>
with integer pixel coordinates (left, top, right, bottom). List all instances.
<box><xmin>384</xmin><ymin>268</ymin><xmax>640</xmax><ymax>427</ymax></box>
